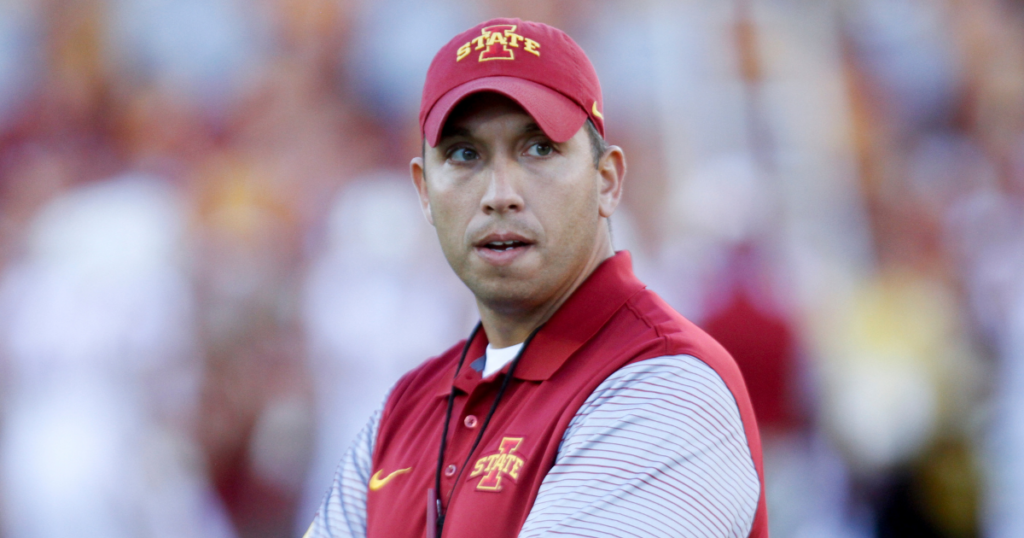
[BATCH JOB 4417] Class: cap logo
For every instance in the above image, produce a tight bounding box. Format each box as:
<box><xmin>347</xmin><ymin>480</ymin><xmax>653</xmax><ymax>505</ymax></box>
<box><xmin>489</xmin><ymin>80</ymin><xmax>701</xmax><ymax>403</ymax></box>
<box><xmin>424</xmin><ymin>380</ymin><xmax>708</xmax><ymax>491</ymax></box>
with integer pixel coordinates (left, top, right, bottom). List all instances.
<box><xmin>456</xmin><ymin>25</ymin><xmax>541</xmax><ymax>63</ymax></box>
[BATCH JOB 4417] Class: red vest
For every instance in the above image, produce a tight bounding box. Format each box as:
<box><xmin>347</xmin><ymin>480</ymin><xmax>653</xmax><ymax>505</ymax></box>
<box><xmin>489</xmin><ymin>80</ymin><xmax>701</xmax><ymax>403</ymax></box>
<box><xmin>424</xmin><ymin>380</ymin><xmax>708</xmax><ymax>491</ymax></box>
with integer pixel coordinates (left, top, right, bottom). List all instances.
<box><xmin>365</xmin><ymin>252</ymin><xmax>768</xmax><ymax>537</ymax></box>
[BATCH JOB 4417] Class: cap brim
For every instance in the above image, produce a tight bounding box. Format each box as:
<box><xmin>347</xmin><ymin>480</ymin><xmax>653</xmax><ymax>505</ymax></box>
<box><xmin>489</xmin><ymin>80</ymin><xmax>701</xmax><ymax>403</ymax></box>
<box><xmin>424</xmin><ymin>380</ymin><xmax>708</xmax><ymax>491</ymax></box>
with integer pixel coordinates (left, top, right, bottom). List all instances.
<box><xmin>423</xmin><ymin>76</ymin><xmax>588</xmax><ymax>147</ymax></box>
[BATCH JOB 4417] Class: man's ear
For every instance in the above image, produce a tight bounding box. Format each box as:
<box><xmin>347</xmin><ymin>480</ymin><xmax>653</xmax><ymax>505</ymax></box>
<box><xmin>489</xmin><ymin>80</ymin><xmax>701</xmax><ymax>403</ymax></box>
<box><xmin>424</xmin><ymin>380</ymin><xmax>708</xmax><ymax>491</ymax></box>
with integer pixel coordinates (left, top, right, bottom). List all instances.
<box><xmin>597</xmin><ymin>146</ymin><xmax>626</xmax><ymax>219</ymax></box>
<box><xmin>410</xmin><ymin>156</ymin><xmax>434</xmax><ymax>226</ymax></box>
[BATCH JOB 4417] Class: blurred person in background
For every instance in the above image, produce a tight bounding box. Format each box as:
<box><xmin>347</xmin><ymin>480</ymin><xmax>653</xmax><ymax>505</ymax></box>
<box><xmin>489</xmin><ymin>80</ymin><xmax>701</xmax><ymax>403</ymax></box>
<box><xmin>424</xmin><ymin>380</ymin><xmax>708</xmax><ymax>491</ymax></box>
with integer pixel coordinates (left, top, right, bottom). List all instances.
<box><xmin>0</xmin><ymin>176</ymin><xmax>234</xmax><ymax>538</ymax></box>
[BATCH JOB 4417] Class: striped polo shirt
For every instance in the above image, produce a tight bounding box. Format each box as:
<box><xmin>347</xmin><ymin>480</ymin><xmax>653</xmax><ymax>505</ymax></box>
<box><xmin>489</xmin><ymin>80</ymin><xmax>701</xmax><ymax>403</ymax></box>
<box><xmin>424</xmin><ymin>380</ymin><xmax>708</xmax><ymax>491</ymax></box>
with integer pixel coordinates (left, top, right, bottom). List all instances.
<box><xmin>306</xmin><ymin>252</ymin><xmax>768</xmax><ymax>537</ymax></box>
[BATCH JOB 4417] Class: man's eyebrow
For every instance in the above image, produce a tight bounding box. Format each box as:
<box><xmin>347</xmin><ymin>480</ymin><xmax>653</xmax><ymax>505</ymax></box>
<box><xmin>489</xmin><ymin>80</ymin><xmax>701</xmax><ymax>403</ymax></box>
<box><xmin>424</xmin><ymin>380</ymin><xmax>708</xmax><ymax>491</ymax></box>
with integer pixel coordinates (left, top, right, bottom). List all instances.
<box><xmin>522</xmin><ymin>123</ymin><xmax>543</xmax><ymax>135</ymax></box>
<box><xmin>439</xmin><ymin>126</ymin><xmax>472</xmax><ymax>140</ymax></box>
<box><xmin>438</xmin><ymin>122</ymin><xmax>545</xmax><ymax>143</ymax></box>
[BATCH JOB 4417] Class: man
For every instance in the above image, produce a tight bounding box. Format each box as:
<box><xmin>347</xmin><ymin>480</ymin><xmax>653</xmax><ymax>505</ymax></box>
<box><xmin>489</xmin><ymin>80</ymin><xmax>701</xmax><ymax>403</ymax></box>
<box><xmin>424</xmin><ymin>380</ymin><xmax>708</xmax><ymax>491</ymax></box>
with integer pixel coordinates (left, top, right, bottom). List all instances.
<box><xmin>307</xmin><ymin>18</ymin><xmax>768</xmax><ymax>538</ymax></box>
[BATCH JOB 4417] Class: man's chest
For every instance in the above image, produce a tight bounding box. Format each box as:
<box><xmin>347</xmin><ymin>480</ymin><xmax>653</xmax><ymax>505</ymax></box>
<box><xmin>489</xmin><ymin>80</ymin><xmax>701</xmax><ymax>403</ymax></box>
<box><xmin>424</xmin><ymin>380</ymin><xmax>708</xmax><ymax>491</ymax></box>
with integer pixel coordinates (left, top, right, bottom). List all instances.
<box><xmin>365</xmin><ymin>372</ymin><xmax>584</xmax><ymax>538</ymax></box>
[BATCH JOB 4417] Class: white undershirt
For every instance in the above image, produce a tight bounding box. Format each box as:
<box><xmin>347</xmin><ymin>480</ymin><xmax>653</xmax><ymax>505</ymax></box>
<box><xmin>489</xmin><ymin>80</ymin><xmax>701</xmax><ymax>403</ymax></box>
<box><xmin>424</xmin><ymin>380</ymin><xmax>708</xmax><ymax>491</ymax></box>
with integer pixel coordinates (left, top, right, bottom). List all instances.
<box><xmin>483</xmin><ymin>342</ymin><xmax>524</xmax><ymax>378</ymax></box>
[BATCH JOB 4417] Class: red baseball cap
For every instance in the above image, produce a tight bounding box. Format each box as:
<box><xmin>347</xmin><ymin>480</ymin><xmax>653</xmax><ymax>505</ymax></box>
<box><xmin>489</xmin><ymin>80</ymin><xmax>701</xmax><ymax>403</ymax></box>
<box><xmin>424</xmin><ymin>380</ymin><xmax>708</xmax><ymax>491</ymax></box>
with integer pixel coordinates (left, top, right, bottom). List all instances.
<box><xmin>419</xmin><ymin>18</ymin><xmax>604</xmax><ymax>147</ymax></box>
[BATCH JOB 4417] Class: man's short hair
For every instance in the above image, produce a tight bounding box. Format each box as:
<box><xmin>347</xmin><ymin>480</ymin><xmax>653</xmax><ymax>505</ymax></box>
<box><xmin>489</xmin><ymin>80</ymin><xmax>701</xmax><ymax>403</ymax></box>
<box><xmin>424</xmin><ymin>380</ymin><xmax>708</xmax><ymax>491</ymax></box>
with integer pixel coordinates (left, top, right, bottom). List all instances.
<box><xmin>584</xmin><ymin>119</ymin><xmax>609</xmax><ymax>169</ymax></box>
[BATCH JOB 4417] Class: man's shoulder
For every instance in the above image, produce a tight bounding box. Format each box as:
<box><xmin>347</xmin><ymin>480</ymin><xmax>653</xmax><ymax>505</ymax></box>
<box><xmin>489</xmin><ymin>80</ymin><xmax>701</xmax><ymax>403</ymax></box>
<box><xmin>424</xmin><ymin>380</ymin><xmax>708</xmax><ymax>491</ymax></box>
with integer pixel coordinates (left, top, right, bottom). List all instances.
<box><xmin>616</xmin><ymin>287</ymin><xmax>734</xmax><ymax>364</ymax></box>
<box><xmin>605</xmin><ymin>287</ymin><xmax>754</xmax><ymax>407</ymax></box>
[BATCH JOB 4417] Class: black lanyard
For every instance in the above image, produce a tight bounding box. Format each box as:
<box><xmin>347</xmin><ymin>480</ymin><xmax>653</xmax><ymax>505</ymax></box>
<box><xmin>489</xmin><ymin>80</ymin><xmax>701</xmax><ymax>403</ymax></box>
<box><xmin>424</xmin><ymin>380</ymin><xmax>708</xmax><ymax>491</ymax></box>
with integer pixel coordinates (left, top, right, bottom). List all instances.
<box><xmin>432</xmin><ymin>322</ymin><xmax>543</xmax><ymax>536</ymax></box>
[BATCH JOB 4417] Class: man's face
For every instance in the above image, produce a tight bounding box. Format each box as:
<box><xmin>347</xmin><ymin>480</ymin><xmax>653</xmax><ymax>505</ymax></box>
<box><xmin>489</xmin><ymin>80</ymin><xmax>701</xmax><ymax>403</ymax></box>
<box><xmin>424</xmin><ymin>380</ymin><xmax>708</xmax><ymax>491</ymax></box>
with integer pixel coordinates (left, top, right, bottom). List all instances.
<box><xmin>411</xmin><ymin>93</ymin><xmax>617</xmax><ymax>314</ymax></box>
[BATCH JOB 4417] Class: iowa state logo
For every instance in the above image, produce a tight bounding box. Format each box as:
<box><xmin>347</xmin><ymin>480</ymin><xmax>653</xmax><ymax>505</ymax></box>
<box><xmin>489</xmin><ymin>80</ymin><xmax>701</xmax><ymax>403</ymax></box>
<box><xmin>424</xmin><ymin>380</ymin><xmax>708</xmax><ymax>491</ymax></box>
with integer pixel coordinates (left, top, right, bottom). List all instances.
<box><xmin>456</xmin><ymin>25</ymin><xmax>541</xmax><ymax>62</ymax></box>
<box><xmin>469</xmin><ymin>437</ymin><xmax>525</xmax><ymax>491</ymax></box>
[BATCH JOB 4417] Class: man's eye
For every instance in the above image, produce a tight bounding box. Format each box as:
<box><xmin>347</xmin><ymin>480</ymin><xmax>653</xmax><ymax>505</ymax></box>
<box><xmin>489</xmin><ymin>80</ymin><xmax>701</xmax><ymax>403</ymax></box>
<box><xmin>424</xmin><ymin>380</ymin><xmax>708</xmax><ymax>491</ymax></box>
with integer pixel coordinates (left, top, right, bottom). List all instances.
<box><xmin>449</xmin><ymin>147</ymin><xmax>478</xmax><ymax>162</ymax></box>
<box><xmin>526</xmin><ymin>143</ymin><xmax>553</xmax><ymax>157</ymax></box>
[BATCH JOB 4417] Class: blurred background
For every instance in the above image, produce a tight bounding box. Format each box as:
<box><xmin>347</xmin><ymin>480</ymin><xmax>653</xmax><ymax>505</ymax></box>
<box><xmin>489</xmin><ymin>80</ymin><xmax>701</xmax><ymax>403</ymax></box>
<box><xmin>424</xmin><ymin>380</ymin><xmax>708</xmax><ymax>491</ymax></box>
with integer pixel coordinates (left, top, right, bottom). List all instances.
<box><xmin>0</xmin><ymin>0</ymin><xmax>1020</xmax><ymax>536</ymax></box>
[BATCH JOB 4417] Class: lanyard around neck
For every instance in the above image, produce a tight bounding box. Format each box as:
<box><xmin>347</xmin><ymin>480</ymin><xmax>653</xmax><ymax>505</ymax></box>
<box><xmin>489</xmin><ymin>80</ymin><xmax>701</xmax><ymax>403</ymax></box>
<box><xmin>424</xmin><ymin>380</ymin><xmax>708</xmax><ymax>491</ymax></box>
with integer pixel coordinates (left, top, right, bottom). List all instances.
<box><xmin>432</xmin><ymin>322</ymin><xmax>543</xmax><ymax>536</ymax></box>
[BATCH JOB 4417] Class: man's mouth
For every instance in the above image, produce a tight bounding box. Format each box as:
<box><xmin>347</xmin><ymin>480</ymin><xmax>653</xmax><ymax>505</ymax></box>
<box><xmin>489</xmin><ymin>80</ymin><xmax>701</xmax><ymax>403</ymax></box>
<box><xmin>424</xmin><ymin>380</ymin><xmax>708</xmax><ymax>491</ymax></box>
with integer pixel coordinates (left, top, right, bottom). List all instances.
<box><xmin>484</xmin><ymin>240</ymin><xmax>529</xmax><ymax>252</ymax></box>
<box><xmin>474</xmin><ymin>233</ymin><xmax>535</xmax><ymax>265</ymax></box>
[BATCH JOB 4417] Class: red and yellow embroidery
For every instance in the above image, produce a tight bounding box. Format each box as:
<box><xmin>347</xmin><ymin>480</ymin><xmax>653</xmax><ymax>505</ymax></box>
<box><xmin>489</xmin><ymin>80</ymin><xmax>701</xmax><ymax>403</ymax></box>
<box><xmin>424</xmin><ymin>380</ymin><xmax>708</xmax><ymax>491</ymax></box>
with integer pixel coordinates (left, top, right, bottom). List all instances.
<box><xmin>456</xmin><ymin>26</ymin><xmax>541</xmax><ymax>62</ymax></box>
<box><xmin>469</xmin><ymin>437</ymin><xmax>524</xmax><ymax>491</ymax></box>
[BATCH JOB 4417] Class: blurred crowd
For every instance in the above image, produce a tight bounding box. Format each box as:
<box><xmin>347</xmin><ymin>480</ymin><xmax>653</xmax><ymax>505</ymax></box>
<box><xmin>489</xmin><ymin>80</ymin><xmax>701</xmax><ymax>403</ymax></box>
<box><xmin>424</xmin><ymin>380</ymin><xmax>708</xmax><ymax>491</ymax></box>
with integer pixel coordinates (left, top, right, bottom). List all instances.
<box><xmin>0</xmin><ymin>0</ymin><xmax>1021</xmax><ymax>537</ymax></box>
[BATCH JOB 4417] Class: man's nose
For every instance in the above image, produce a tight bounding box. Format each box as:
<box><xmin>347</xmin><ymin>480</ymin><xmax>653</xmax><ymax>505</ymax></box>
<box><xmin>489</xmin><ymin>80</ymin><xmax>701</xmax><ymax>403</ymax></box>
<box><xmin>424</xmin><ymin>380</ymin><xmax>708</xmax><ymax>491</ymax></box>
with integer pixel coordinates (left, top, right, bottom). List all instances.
<box><xmin>480</xmin><ymin>156</ymin><xmax>524</xmax><ymax>214</ymax></box>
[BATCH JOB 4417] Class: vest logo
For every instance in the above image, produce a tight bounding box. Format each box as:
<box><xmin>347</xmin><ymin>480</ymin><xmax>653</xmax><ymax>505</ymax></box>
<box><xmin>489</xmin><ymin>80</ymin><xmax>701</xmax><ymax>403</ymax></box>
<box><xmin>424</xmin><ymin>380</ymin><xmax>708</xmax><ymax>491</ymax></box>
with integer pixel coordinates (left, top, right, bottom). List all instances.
<box><xmin>368</xmin><ymin>467</ymin><xmax>412</xmax><ymax>491</ymax></box>
<box><xmin>456</xmin><ymin>25</ymin><xmax>541</xmax><ymax>63</ymax></box>
<box><xmin>469</xmin><ymin>437</ymin><xmax>524</xmax><ymax>491</ymax></box>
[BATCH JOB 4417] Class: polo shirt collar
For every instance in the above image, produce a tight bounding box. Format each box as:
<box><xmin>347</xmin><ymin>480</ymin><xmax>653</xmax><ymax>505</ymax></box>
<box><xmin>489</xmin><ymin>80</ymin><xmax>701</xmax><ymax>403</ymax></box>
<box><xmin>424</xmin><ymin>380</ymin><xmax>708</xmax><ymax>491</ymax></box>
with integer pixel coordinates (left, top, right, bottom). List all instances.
<box><xmin>437</xmin><ymin>251</ymin><xmax>645</xmax><ymax>396</ymax></box>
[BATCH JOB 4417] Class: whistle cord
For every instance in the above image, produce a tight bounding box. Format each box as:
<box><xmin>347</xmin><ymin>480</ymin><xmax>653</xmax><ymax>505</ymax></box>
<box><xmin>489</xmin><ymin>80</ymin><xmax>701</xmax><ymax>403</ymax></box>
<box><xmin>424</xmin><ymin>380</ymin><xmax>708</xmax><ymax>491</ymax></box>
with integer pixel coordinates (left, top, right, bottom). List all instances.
<box><xmin>433</xmin><ymin>323</ymin><xmax>543</xmax><ymax>535</ymax></box>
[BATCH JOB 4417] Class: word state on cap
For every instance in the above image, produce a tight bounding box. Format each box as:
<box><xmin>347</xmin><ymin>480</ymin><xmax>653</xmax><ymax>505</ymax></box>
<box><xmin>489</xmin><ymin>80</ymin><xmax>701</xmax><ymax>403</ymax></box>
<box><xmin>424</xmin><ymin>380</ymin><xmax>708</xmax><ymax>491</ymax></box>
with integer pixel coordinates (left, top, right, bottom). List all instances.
<box><xmin>456</xmin><ymin>25</ymin><xmax>541</xmax><ymax>63</ymax></box>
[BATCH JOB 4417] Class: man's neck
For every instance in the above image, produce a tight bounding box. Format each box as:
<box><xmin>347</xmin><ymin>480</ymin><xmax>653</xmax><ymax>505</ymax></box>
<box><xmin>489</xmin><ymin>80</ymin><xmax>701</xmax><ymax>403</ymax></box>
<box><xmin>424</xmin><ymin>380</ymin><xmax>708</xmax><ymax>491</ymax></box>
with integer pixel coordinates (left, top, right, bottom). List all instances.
<box><xmin>478</xmin><ymin>241</ymin><xmax>614</xmax><ymax>348</ymax></box>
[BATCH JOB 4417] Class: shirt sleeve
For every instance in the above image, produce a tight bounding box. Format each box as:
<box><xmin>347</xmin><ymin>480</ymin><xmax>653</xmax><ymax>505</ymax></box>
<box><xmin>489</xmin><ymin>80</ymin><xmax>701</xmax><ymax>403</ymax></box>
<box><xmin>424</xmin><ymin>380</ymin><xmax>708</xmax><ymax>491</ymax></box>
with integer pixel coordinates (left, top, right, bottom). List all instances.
<box><xmin>303</xmin><ymin>391</ymin><xmax>389</xmax><ymax>538</ymax></box>
<box><xmin>518</xmin><ymin>355</ymin><xmax>760</xmax><ymax>538</ymax></box>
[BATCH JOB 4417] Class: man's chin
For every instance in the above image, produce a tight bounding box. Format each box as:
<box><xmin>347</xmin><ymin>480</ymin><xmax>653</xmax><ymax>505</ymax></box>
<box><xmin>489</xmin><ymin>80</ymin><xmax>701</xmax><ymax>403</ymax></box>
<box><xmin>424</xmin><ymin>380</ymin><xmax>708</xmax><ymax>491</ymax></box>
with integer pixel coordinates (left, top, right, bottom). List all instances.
<box><xmin>474</xmin><ymin>291</ymin><xmax>545</xmax><ymax>317</ymax></box>
<box><xmin>462</xmin><ymin>271</ymin><xmax>547</xmax><ymax>311</ymax></box>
